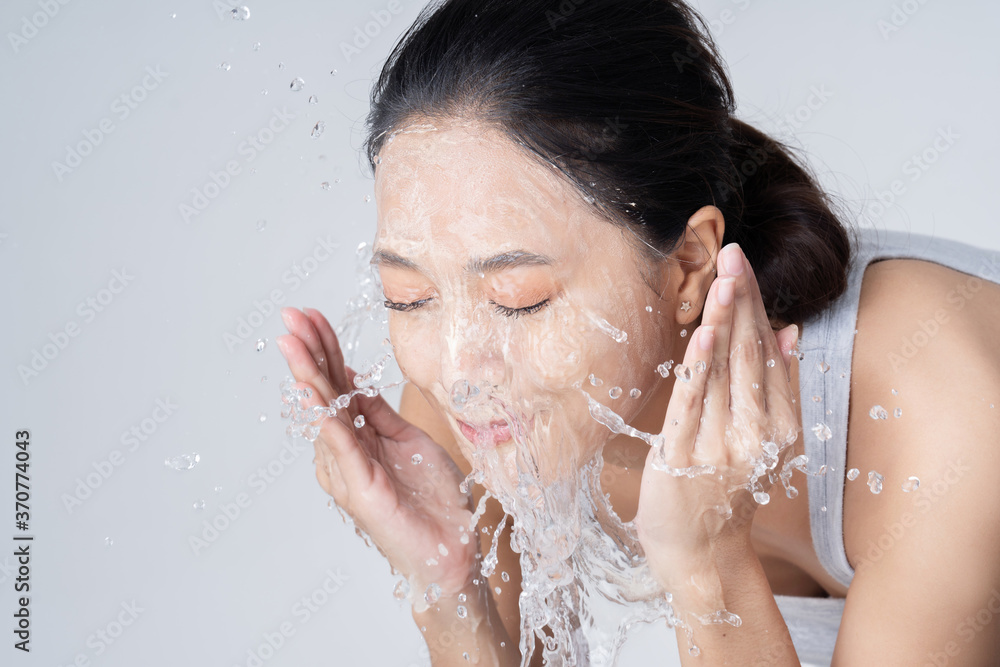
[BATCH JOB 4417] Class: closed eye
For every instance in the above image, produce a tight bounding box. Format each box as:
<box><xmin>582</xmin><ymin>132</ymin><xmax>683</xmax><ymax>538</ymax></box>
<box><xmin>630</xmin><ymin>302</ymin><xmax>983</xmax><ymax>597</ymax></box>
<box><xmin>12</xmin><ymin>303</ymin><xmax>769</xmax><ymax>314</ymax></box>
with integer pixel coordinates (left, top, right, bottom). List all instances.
<box><xmin>491</xmin><ymin>298</ymin><xmax>550</xmax><ymax>318</ymax></box>
<box><xmin>384</xmin><ymin>298</ymin><xmax>432</xmax><ymax>312</ymax></box>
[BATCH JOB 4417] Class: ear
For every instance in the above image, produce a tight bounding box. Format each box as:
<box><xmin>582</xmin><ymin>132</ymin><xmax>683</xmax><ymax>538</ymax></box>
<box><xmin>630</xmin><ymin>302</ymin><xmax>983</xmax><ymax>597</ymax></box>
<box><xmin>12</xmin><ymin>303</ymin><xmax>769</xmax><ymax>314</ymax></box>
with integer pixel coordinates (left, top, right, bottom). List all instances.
<box><xmin>669</xmin><ymin>205</ymin><xmax>725</xmax><ymax>325</ymax></box>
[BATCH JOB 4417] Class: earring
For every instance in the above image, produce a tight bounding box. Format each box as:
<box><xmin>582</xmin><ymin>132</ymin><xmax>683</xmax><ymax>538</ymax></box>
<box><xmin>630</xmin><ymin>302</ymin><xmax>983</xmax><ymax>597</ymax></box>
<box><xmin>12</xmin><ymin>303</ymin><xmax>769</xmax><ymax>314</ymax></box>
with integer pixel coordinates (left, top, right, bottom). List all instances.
<box><xmin>680</xmin><ymin>301</ymin><xmax>692</xmax><ymax>313</ymax></box>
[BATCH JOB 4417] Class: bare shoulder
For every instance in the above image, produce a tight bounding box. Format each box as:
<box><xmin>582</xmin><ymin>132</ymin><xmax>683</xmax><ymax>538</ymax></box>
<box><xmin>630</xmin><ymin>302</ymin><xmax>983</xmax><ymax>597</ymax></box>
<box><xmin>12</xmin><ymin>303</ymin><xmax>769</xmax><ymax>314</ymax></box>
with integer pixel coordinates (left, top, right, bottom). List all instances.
<box><xmin>832</xmin><ymin>257</ymin><xmax>1000</xmax><ymax>663</ymax></box>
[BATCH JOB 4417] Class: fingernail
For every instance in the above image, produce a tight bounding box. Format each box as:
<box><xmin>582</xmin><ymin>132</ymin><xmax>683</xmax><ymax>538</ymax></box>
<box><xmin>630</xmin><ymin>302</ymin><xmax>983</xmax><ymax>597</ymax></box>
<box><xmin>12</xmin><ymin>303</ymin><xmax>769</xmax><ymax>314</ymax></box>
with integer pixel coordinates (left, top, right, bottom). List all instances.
<box><xmin>280</xmin><ymin>308</ymin><xmax>295</xmax><ymax>327</ymax></box>
<box><xmin>717</xmin><ymin>277</ymin><xmax>735</xmax><ymax>306</ymax></box>
<box><xmin>699</xmin><ymin>325</ymin><xmax>715</xmax><ymax>351</ymax></box>
<box><xmin>723</xmin><ymin>244</ymin><xmax>744</xmax><ymax>276</ymax></box>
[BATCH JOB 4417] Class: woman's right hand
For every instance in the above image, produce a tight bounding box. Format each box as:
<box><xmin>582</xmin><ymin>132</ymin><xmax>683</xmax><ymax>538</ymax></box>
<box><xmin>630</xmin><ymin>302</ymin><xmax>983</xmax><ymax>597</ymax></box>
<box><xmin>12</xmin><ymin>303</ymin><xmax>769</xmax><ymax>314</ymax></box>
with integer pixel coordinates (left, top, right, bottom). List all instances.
<box><xmin>276</xmin><ymin>307</ymin><xmax>479</xmax><ymax>604</ymax></box>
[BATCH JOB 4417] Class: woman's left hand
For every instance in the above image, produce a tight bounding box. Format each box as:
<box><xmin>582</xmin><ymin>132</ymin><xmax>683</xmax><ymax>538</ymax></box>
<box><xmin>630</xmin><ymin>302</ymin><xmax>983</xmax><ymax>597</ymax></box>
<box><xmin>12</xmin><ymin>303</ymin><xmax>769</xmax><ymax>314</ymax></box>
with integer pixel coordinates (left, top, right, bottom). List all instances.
<box><xmin>634</xmin><ymin>243</ymin><xmax>800</xmax><ymax>611</ymax></box>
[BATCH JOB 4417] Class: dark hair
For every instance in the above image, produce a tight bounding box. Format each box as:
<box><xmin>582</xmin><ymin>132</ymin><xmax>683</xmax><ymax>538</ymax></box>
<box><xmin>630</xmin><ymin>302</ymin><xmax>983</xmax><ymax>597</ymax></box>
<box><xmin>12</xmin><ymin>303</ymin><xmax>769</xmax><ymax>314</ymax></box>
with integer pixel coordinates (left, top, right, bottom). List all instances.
<box><xmin>364</xmin><ymin>0</ymin><xmax>853</xmax><ymax>326</ymax></box>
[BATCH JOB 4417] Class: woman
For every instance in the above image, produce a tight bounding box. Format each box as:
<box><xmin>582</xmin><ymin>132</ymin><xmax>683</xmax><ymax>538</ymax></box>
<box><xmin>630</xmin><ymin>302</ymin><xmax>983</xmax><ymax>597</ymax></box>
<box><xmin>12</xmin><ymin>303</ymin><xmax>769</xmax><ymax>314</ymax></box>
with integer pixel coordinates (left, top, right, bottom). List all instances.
<box><xmin>277</xmin><ymin>0</ymin><xmax>1000</xmax><ymax>664</ymax></box>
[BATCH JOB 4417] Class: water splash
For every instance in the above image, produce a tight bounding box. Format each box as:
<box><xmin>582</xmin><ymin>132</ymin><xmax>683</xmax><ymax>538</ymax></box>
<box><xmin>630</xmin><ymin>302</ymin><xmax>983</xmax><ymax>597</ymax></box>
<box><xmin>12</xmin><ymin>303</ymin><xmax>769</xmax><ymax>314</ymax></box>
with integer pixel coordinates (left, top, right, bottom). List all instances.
<box><xmin>164</xmin><ymin>453</ymin><xmax>200</xmax><ymax>470</ymax></box>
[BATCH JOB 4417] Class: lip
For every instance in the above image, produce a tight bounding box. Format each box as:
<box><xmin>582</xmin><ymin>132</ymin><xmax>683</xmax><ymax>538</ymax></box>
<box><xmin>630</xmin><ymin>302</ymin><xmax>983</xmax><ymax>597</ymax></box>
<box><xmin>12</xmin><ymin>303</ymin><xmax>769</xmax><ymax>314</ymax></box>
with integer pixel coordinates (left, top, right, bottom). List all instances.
<box><xmin>457</xmin><ymin>419</ymin><xmax>513</xmax><ymax>449</ymax></box>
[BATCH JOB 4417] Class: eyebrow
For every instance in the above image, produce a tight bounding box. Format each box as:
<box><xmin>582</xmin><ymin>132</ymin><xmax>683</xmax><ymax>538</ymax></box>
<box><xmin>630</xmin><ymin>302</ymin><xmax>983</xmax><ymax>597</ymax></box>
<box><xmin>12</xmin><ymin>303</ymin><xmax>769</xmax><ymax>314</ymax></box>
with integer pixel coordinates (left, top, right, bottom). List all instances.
<box><xmin>371</xmin><ymin>249</ymin><xmax>553</xmax><ymax>274</ymax></box>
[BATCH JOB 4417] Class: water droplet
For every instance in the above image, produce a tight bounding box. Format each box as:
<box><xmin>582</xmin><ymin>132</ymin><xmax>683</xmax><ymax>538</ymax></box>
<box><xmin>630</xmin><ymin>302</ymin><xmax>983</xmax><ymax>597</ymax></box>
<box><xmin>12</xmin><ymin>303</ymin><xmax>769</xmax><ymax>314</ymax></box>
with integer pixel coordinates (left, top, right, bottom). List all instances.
<box><xmin>256</xmin><ymin>338</ymin><xmax>267</xmax><ymax>352</ymax></box>
<box><xmin>588</xmin><ymin>373</ymin><xmax>603</xmax><ymax>387</ymax></box>
<box><xmin>219</xmin><ymin>62</ymin><xmax>231</xmax><ymax>71</ymax></box>
<box><xmin>689</xmin><ymin>646</ymin><xmax>701</xmax><ymax>657</ymax></box>
<box><xmin>869</xmin><ymin>405</ymin><xmax>888</xmax><ymax>420</ymax></box>
<box><xmin>501</xmin><ymin>571</ymin><xmax>510</xmax><ymax>582</ymax></box>
<box><xmin>695</xmin><ymin>360</ymin><xmax>706</xmax><ymax>374</ymax></box>
<box><xmin>105</xmin><ymin>537</ymin><xmax>113</xmax><ymax>547</ymax></box>
<box><xmin>901</xmin><ymin>476</ymin><xmax>920</xmax><ymax>492</ymax></box>
<box><xmin>214</xmin><ymin>485</ymin><xmax>223</xmax><ymax>493</ymax></box>
<box><xmin>231</xmin><ymin>6</ymin><xmax>250</xmax><ymax>20</ymax></box>
<box><xmin>458</xmin><ymin>593</ymin><xmax>467</xmax><ymax>603</ymax></box>
<box><xmin>411</xmin><ymin>453</ymin><xmax>423</xmax><ymax>465</ymax></box>
<box><xmin>169</xmin><ymin>12</ymin><xmax>176</xmax><ymax>18</ymax></box>
<box><xmin>847</xmin><ymin>468</ymin><xmax>860</xmax><ymax>481</ymax></box>
<box><xmin>321</xmin><ymin>181</ymin><xmax>330</xmax><ymax>190</ymax></box>
<box><xmin>364</xmin><ymin>194</ymin><xmax>371</xmax><ymax>203</ymax></box>
<box><xmin>766</xmin><ymin>358</ymin><xmax>776</xmax><ymax>367</ymax></box>
<box><xmin>252</xmin><ymin>41</ymin><xmax>261</xmax><ymax>51</ymax></box>
<box><xmin>424</xmin><ymin>583</ymin><xmax>442</xmax><ymax>605</ymax></box>
<box><xmin>308</xmin><ymin>95</ymin><xmax>318</xmax><ymax>104</ymax></box>
<box><xmin>290</xmin><ymin>77</ymin><xmax>304</xmax><ymax>91</ymax></box>
<box><xmin>645</xmin><ymin>305</ymin><xmax>653</xmax><ymax>313</ymax></box>
<box><xmin>753</xmin><ymin>491</ymin><xmax>770</xmax><ymax>505</ymax></box>
<box><xmin>811</xmin><ymin>422</ymin><xmax>832</xmax><ymax>442</ymax></box>
<box><xmin>629</xmin><ymin>388</ymin><xmax>641</xmax><ymax>399</ymax></box>
<box><xmin>165</xmin><ymin>453</ymin><xmax>201</xmax><ymax>470</ymax></box>
<box><xmin>679</xmin><ymin>329</ymin><xmax>688</xmax><ymax>338</ymax></box>
<box><xmin>192</xmin><ymin>499</ymin><xmax>205</xmax><ymax>510</ymax></box>
<box><xmin>495</xmin><ymin>587</ymin><xmax>502</xmax><ymax>595</ymax></box>
<box><xmin>457</xmin><ymin>605</ymin><xmax>468</xmax><ymax>619</ymax></box>
<box><xmin>330</xmin><ymin>69</ymin><xmax>338</xmax><ymax>76</ymax></box>
<box><xmin>817</xmin><ymin>361</ymin><xmax>831</xmax><ymax>373</ymax></box>
<box><xmin>656</xmin><ymin>360</ymin><xmax>674</xmax><ymax>378</ymax></box>
<box><xmin>260</xmin><ymin>375</ymin><xmax>268</xmax><ymax>383</ymax></box>
<box><xmin>278</xmin><ymin>62</ymin><xmax>285</xmax><ymax>70</ymax></box>
<box><xmin>393</xmin><ymin>579</ymin><xmax>410</xmax><ymax>600</ymax></box>
<box><xmin>608</xmin><ymin>386</ymin><xmax>623</xmax><ymax>399</ymax></box>
<box><xmin>785</xmin><ymin>486</ymin><xmax>799</xmax><ymax>499</ymax></box>
<box><xmin>812</xmin><ymin>395</ymin><xmax>822</xmax><ymax>403</ymax></box>
<box><xmin>867</xmin><ymin>471</ymin><xmax>884</xmax><ymax>494</ymax></box>
<box><xmin>354</xmin><ymin>415</ymin><xmax>365</xmax><ymax>428</ymax></box>
<box><xmin>258</xmin><ymin>413</ymin><xmax>267</xmax><ymax>423</ymax></box>
<box><xmin>449</xmin><ymin>379</ymin><xmax>480</xmax><ymax>410</ymax></box>
<box><xmin>260</xmin><ymin>88</ymin><xmax>268</xmax><ymax>95</ymax></box>
<box><xmin>891</xmin><ymin>388</ymin><xmax>899</xmax><ymax>396</ymax></box>
<box><xmin>894</xmin><ymin>407</ymin><xmax>902</xmax><ymax>418</ymax></box>
<box><xmin>311</xmin><ymin>121</ymin><xmax>325</xmax><ymax>139</ymax></box>
<box><xmin>327</xmin><ymin>499</ymin><xmax>333</xmax><ymax>510</ymax></box>
<box><xmin>820</xmin><ymin>506</ymin><xmax>827</xmax><ymax>512</ymax></box>
<box><xmin>673</xmin><ymin>364</ymin><xmax>692</xmax><ymax>383</ymax></box>
<box><xmin>752</xmin><ymin>382</ymin><xmax>760</xmax><ymax>390</ymax></box>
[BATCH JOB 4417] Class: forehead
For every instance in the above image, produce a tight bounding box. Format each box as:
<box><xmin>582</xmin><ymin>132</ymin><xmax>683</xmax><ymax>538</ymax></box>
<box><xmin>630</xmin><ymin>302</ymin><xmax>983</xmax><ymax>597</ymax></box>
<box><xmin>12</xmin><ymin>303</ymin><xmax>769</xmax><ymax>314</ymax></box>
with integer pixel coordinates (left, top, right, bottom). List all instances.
<box><xmin>372</xmin><ymin>119</ymin><xmax>602</xmax><ymax>261</ymax></box>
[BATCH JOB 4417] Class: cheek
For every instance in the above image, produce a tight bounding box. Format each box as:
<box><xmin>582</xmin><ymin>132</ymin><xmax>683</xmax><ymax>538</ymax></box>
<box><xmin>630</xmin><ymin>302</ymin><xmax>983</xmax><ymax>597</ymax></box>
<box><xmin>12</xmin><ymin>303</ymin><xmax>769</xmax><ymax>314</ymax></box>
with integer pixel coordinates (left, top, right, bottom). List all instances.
<box><xmin>388</xmin><ymin>315</ymin><xmax>439</xmax><ymax>389</ymax></box>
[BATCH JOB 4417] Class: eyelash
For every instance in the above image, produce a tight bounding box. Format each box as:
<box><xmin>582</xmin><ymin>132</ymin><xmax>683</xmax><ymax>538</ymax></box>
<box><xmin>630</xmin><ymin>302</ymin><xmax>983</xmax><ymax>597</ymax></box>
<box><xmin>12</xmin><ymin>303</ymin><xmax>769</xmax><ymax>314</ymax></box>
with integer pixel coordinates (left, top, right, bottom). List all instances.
<box><xmin>383</xmin><ymin>298</ymin><xmax>432</xmax><ymax>312</ymax></box>
<box><xmin>382</xmin><ymin>297</ymin><xmax>551</xmax><ymax>318</ymax></box>
<box><xmin>491</xmin><ymin>299</ymin><xmax>550</xmax><ymax>318</ymax></box>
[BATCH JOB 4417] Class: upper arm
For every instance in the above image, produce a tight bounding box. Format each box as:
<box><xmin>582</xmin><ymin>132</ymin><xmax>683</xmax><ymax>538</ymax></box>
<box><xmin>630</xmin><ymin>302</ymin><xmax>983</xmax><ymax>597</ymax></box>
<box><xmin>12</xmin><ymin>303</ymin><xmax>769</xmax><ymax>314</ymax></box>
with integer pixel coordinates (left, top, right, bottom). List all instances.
<box><xmin>834</xmin><ymin>259</ymin><xmax>1000</xmax><ymax>664</ymax></box>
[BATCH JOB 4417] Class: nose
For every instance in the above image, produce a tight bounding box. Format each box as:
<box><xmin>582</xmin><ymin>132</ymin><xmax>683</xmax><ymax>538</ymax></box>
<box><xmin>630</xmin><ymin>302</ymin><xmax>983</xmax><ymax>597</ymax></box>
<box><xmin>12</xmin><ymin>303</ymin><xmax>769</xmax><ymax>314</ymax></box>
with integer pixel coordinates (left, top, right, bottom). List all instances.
<box><xmin>436</xmin><ymin>301</ymin><xmax>508</xmax><ymax>398</ymax></box>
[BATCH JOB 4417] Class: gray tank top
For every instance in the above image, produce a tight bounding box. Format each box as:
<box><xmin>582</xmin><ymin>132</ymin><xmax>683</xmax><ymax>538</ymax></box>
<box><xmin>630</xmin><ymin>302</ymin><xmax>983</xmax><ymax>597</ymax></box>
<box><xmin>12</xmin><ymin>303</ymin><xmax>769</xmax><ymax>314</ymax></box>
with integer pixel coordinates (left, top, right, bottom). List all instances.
<box><xmin>771</xmin><ymin>227</ymin><xmax>1000</xmax><ymax>665</ymax></box>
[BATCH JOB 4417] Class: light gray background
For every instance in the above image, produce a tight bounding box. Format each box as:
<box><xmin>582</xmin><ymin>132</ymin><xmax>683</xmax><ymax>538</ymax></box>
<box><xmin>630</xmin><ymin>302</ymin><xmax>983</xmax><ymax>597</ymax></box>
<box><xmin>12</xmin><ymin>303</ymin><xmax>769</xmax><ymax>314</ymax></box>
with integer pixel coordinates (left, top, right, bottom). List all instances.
<box><xmin>1</xmin><ymin>1</ymin><xmax>997</xmax><ymax>666</ymax></box>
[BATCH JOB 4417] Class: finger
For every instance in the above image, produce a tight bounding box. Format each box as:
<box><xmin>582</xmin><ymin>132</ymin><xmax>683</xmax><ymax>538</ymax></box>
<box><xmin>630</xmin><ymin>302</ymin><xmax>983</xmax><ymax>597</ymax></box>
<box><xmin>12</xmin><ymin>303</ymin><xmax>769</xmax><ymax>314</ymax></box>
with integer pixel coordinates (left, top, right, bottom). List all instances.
<box><xmin>314</xmin><ymin>440</ymin><xmax>349</xmax><ymax>505</ymax></box>
<box><xmin>356</xmin><ymin>389</ymin><xmax>415</xmax><ymax>442</ymax></box>
<box><xmin>719</xmin><ymin>244</ymin><xmax>764</xmax><ymax>419</ymax></box>
<box><xmin>741</xmin><ymin>256</ymin><xmax>790</xmax><ymax>397</ymax></box>
<box><xmin>276</xmin><ymin>334</ymin><xmax>337</xmax><ymax>407</ymax></box>
<box><xmin>775</xmin><ymin>323</ymin><xmax>799</xmax><ymax>380</ymax></box>
<box><xmin>740</xmin><ymin>257</ymin><xmax>798</xmax><ymax>445</ymax></box>
<box><xmin>296</xmin><ymin>379</ymin><xmax>376</xmax><ymax>492</ymax></box>
<box><xmin>280</xmin><ymin>307</ymin><xmax>331</xmax><ymax>380</ymax></box>
<box><xmin>661</xmin><ymin>325</ymin><xmax>716</xmax><ymax>463</ymax></box>
<box><xmin>698</xmin><ymin>276</ymin><xmax>735</xmax><ymax>456</ymax></box>
<box><xmin>302</xmin><ymin>307</ymin><xmax>352</xmax><ymax>392</ymax></box>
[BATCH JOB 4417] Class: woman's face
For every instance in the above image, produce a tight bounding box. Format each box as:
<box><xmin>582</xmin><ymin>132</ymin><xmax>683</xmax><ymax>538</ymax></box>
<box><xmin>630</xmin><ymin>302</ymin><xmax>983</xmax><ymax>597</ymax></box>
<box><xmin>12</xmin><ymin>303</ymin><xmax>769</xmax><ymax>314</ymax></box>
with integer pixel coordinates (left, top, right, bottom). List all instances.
<box><xmin>373</xmin><ymin>119</ymin><xmax>683</xmax><ymax>482</ymax></box>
